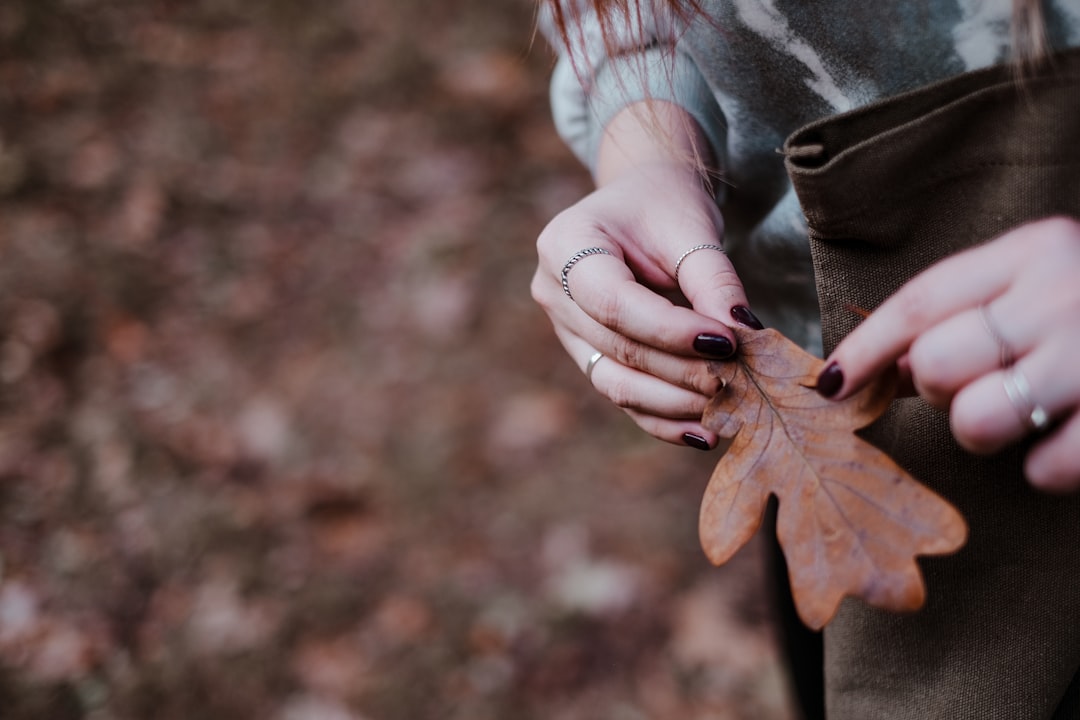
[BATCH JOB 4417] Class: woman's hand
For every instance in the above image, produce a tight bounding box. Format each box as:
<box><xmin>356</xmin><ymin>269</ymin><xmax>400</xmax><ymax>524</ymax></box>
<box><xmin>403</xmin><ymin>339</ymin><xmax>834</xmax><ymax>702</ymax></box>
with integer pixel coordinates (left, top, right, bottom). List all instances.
<box><xmin>817</xmin><ymin>216</ymin><xmax>1080</xmax><ymax>492</ymax></box>
<box><xmin>532</xmin><ymin>102</ymin><xmax>761</xmax><ymax>449</ymax></box>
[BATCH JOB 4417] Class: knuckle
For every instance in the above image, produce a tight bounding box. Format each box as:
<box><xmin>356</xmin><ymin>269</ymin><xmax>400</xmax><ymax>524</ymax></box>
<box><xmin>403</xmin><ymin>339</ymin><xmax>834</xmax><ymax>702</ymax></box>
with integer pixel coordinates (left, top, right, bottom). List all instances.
<box><xmin>1015</xmin><ymin>217</ymin><xmax>1080</xmax><ymax>274</ymax></box>
<box><xmin>907</xmin><ymin>341</ymin><xmax>953</xmax><ymax>404</ymax></box>
<box><xmin>684</xmin><ymin>361</ymin><xmax>720</xmax><ymax>395</ymax></box>
<box><xmin>534</xmin><ymin>220</ymin><xmax>566</xmax><ymax>263</ymax></box>
<box><xmin>529</xmin><ymin>269</ymin><xmax>549</xmax><ymax>306</ymax></box>
<box><xmin>1039</xmin><ymin>273</ymin><xmax>1080</xmax><ymax>323</ymax></box>
<box><xmin>949</xmin><ymin>401</ymin><xmax>999</xmax><ymax>454</ymax></box>
<box><xmin>1033</xmin><ymin>226</ymin><xmax>1073</xmax><ymax>260</ymax></box>
<box><xmin>535</xmin><ymin>222</ymin><xmax>556</xmax><ymax>252</ymax></box>
<box><xmin>680</xmin><ymin>394</ymin><xmax>710</xmax><ymax>417</ymax></box>
<box><xmin>905</xmin><ymin>336</ymin><xmax>934</xmax><ymax>375</ymax></box>
<box><xmin>529</xmin><ymin>268</ymin><xmax>564</xmax><ymax>312</ymax></box>
<box><xmin>610</xmin><ymin>334</ymin><xmax>646</xmax><ymax>369</ymax></box>
<box><xmin>606</xmin><ymin>378</ymin><xmax>638</xmax><ymax>410</ymax></box>
<box><xmin>534</xmin><ymin>207</ymin><xmax>607</xmax><ymax>263</ymax></box>
<box><xmin>1001</xmin><ymin>216</ymin><xmax>1080</xmax><ymax>253</ymax></box>
<box><xmin>891</xmin><ymin>281</ymin><xmax>939</xmax><ymax>333</ymax></box>
<box><xmin>1040</xmin><ymin>216</ymin><xmax>1080</xmax><ymax>244</ymax></box>
<box><xmin>592</xmin><ymin>287</ymin><xmax>625</xmax><ymax>329</ymax></box>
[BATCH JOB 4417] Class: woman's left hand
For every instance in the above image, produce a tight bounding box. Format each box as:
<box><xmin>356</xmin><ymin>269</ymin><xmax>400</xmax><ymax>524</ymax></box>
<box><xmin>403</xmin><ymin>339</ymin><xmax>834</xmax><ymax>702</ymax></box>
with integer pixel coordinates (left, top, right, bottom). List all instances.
<box><xmin>816</xmin><ymin>216</ymin><xmax>1080</xmax><ymax>492</ymax></box>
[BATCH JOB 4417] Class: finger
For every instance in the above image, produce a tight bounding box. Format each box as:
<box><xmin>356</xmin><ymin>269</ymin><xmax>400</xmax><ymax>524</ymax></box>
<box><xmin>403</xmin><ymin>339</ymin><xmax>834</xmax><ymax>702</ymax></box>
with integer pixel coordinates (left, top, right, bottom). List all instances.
<box><xmin>538</xmin><ymin>219</ymin><xmax>747</xmax><ymax>361</ymax></box>
<box><xmin>950</xmin><ymin>344</ymin><xmax>1075</xmax><ymax>454</ymax></box>
<box><xmin>907</xmin><ymin>305</ymin><xmax>1008</xmax><ymax>409</ymax></box>
<box><xmin>544</xmin><ymin>244</ymin><xmax>740</xmax><ymax>363</ymax></box>
<box><xmin>822</xmin><ymin>231</ymin><xmax>1031</xmax><ymax>399</ymax></box>
<box><xmin>673</xmin><ymin>243</ymin><xmax>763</xmax><ymax>331</ymax></box>
<box><xmin>542</xmin><ymin>237</ymin><xmax>626</xmax><ymax>306</ymax></box>
<box><xmin>592</xmin><ymin>358</ymin><xmax>710</xmax><ymax>419</ymax></box>
<box><xmin>574</xmin><ymin>272</ymin><xmax>740</xmax><ymax>358</ymax></box>
<box><xmin>1026</xmin><ymin>411</ymin><xmax>1080</xmax><ymax>493</ymax></box>
<box><xmin>948</xmin><ymin>369</ymin><xmax>1025</xmax><ymax>455</ymax></box>
<box><xmin>562</xmin><ymin>327</ymin><xmax>711</xmax><ymax>420</ymax></box>
<box><xmin>537</xmin><ymin>236</ymin><xmax>734</xmax><ymax>362</ymax></box>
<box><xmin>560</xmin><ymin>330</ymin><xmax>720</xmax><ymax>449</ymax></box>
<box><xmin>554</xmin><ymin>323</ymin><xmax>721</xmax><ymax>397</ymax></box>
<box><xmin>623</xmin><ymin>408</ymin><xmax>719</xmax><ymax>450</ymax></box>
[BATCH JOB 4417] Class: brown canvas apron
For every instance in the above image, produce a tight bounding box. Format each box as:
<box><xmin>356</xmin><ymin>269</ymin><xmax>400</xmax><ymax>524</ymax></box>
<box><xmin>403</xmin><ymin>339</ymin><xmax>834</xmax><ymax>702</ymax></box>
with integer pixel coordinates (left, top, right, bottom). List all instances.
<box><xmin>783</xmin><ymin>48</ymin><xmax>1080</xmax><ymax>719</ymax></box>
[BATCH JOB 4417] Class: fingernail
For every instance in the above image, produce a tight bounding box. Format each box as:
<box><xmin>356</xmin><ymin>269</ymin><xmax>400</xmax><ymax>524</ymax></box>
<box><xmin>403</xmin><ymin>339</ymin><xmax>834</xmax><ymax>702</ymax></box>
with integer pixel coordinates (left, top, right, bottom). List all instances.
<box><xmin>731</xmin><ymin>306</ymin><xmax>764</xmax><ymax>330</ymax></box>
<box><xmin>693</xmin><ymin>333</ymin><xmax>735</xmax><ymax>359</ymax></box>
<box><xmin>682</xmin><ymin>432</ymin><xmax>711</xmax><ymax>451</ymax></box>
<box><xmin>816</xmin><ymin>361</ymin><xmax>844</xmax><ymax>398</ymax></box>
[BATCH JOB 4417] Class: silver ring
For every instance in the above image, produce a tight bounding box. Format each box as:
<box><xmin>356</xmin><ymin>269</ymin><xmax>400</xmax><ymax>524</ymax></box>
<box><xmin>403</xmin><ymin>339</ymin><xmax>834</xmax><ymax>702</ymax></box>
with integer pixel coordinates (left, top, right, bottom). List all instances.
<box><xmin>978</xmin><ymin>304</ymin><xmax>1015</xmax><ymax>368</ymax></box>
<box><xmin>561</xmin><ymin>247</ymin><xmax>613</xmax><ymax>301</ymax></box>
<box><xmin>584</xmin><ymin>351</ymin><xmax>604</xmax><ymax>384</ymax></box>
<box><xmin>674</xmin><ymin>244</ymin><xmax>724</xmax><ymax>281</ymax></box>
<box><xmin>1002</xmin><ymin>365</ymin><xmax>1050</xmax><ymax>431</ymax></box>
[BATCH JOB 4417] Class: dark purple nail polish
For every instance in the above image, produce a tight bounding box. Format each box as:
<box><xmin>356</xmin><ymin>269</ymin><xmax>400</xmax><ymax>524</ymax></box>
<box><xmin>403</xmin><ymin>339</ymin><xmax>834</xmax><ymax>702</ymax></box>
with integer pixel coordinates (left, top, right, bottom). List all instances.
<box><xmin>731</xmin><ymin>305</ymin><xmax>764</xmax><ymax>330</ymax></box>
<box><xmin>683</xmin><ymin>432</ymin><xmax>711</xmax><ymax>451</ymax></box>
<box><xmin>816</xmin><ymin>361</ymin><xmax>844</xmax><ymax>398</ymax></box>
<box><xmin>693</xmin><ymin>333</ymin><xmax>735</xmax><ymax>359</ymax></box>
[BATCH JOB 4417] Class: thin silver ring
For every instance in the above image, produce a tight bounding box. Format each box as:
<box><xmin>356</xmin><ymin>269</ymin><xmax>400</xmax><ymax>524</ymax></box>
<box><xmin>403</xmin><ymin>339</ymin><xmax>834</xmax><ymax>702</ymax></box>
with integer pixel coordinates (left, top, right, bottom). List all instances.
<box><xmin>561</xmin><ymin>247</ymin><xmax>613</xmax><ymax>301</ymax></box>
<box><xmin>1002</xmin><ymin>365</ymin><xmax>1050</xmax><ymax>431</ymax></box>
<box><xmin>978</xmin><ymin>304</ymin><xmax>1016</xmax><ymax>368</ymax></box>
<box><xmin>674</xmin><ymin>244</ymin><xmax>724</xmax><ymax>281</ymax></box>
<box><xmin>584</xmin><ymin>351</ymin><xmax>604</xmax><ymax>384</ymax></box>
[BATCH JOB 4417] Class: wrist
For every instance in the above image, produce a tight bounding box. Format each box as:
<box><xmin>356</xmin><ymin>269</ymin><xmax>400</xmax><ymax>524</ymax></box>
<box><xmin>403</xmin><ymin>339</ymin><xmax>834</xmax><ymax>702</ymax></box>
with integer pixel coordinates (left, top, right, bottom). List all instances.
<box><xmin>596</xmin><ymin>100</ymin><xmax>719</xmax><ymax>194</ymax></box>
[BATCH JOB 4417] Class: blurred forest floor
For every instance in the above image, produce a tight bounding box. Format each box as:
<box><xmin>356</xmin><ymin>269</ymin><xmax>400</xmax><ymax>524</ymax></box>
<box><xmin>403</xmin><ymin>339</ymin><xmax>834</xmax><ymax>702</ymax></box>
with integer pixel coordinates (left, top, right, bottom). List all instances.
<box><xmin>0</xmin><ymin>0</ymin><xmax>794</xmax><ymax>718</ymax></box>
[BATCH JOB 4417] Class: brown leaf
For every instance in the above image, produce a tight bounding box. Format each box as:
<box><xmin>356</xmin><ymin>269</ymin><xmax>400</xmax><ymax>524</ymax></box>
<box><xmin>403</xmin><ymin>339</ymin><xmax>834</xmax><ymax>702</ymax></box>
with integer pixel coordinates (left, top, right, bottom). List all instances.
<box><xmin>700</xmin><ymin>328</ymin><xmax>967</xmax><ymax>629</ymax></box>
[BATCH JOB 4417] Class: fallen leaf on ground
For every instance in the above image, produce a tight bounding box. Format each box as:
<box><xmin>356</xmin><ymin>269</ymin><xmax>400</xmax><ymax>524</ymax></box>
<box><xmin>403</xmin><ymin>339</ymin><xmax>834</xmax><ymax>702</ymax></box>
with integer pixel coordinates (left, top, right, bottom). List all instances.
<box><xmin>700</xmin><ymin>328</ymin><xmax>967</xmax><ymax>629</ymax></box>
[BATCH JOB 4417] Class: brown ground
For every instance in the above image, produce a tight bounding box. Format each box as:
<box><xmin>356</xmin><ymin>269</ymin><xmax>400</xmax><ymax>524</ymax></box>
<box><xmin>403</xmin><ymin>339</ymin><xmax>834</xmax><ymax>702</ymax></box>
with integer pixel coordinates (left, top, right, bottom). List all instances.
<box><xmin>0</xmin><ymin>1</ymin><xmax>794</xmax><ymax>717</ymax></box>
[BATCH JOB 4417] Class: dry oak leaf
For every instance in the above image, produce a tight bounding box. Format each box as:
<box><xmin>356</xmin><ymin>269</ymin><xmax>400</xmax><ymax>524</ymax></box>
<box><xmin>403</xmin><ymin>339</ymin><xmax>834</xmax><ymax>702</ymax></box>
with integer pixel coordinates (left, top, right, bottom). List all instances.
<box><xmin>700</xmin><ymin>328</ymin><xmax>968</xmax><ymax>630</ymax></box>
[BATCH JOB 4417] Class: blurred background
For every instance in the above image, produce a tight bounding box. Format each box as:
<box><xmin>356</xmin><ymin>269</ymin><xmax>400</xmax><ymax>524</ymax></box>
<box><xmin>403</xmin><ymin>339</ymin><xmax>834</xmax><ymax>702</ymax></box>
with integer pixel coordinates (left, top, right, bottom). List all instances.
<box><xmin>0</xmin><ymin>0</ymin><xmax>793</xmax><ymax>717</ymax></box>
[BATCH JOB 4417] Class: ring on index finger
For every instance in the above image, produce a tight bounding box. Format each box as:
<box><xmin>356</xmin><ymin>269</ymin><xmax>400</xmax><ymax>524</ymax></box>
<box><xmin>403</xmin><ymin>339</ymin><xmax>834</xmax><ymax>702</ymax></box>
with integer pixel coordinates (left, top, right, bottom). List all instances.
<box><xmin>673</xmin><ymin>244</ymin><xmax>724</xmax><ymax>281</ymax></box>
<box><xmin>978</xmin><ymin>304</ymin><xmax>1016</xmax><ymax>368</ymax></box>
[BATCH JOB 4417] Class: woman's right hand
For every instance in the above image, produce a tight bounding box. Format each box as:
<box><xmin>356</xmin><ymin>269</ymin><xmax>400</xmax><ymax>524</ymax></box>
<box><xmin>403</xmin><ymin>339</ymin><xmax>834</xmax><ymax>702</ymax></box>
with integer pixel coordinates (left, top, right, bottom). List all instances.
<box><xmin>531</xmin><ymin>102</ymin><xmax>761</xmax><ymax>449</ymax></box>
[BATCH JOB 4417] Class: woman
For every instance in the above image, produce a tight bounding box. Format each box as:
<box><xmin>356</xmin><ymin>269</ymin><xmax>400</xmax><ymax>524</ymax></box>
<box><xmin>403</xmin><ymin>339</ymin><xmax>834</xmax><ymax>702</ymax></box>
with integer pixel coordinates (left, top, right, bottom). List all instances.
<box><xmin>533</xmin><ymin>1</ymin><xmax>1080</xmax><ymax>717</ymax></box>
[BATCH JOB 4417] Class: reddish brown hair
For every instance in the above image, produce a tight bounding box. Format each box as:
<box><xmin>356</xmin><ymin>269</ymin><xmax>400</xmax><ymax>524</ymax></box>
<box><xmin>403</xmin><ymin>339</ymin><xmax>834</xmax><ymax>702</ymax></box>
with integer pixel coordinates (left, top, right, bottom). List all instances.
<box><xmin>546</xmin><ymin>0</ymin><xmax>1048</xmax><ymax>65</ymax></box>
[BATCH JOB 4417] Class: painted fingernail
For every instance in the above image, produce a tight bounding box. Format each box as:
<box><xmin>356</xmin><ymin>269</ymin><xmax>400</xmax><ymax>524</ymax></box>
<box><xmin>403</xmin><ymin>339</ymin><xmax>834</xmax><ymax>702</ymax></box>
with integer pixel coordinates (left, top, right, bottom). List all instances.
<box><xmin>693</xmin><ymin>333</ymin><xmax>735</xmax><ymax>359</ymax></box>
<box><xmin>731</xmin><ymin>306</ymin><xmax>764</xmax><ymax>330</ymax></box>
<box><xmin>816</xmin><ymin>361</ymin><xmax>844</xmax><ymax>398</ymax></box>
<box><xmin>683</xmin><ymin>432</ymin><xmax>711</xmax><ymax>451</ymax></box>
